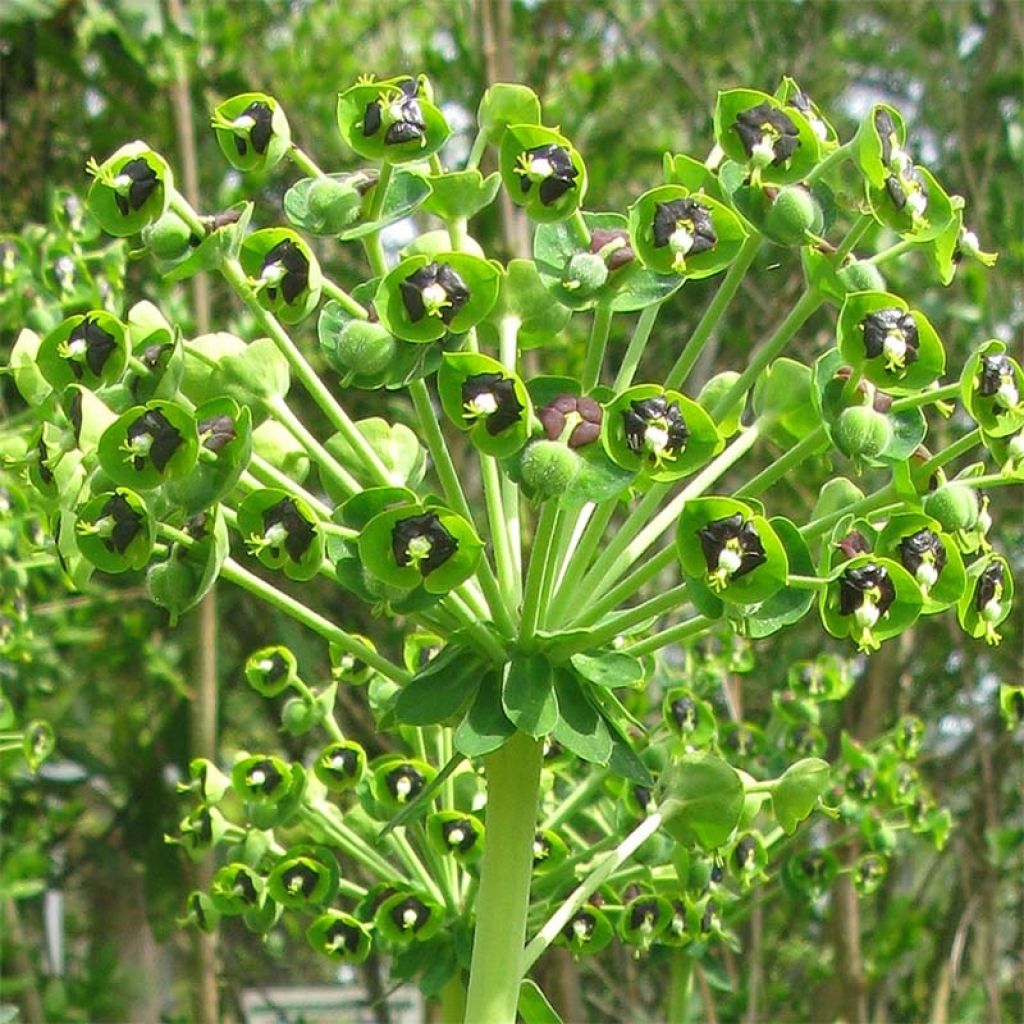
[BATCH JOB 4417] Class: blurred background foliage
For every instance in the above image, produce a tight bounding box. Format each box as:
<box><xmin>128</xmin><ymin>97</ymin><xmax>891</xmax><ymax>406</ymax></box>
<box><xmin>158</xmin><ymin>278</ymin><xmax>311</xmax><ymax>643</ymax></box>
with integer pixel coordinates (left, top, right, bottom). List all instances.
<box><xmin>0</xmin><ymin>1</ymin><xmax>1021</xmax><ymax>1022</ymax></box>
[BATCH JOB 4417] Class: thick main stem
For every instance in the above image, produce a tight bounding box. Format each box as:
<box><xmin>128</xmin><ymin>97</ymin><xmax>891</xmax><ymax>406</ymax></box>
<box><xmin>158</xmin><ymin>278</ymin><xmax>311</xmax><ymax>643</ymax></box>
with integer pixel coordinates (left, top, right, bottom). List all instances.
<box><xmin>464</xmin><ymin>732</ymin><xmax>543</xmax><ymax>1024</ymax></box>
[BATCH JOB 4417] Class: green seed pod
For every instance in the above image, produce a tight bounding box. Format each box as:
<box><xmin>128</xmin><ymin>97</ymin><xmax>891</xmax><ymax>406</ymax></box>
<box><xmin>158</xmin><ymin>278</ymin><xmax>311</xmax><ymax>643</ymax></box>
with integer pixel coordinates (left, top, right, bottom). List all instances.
<box><xmin>833</xmin><ymin>405</ymin><xmax>894</xmax><ymax>459</ymax></box>
<box><xmin>142</xmin><ymin>211</ymin><xmax>195</xmax><ymax>261</ymax></box>
<box><xmin>334</xmin><ymin>320</ymin><xmax>397</xmax><ymax>379</ymax></box>
<box><xmin>562</xmin><ymin>251</ymin><xmax>608</xmax><ymax>295</ymax></box>
<box><xmin>923</xmin><ymin>482</ymin><xmax>980</xmax><ymax>533</ymax></box>
<box><xmin>837</xmin><ymin>260</ymin><xmax>886</xmax><ymax>294</ymax></box>
<box><xmin>306</xmin><ymin>176</ymin><xmax>362</xmax><ymax>227</ymax></box>
<box><xmin>763</xmin><ymin>185</ymin><xmax>822</xmax><ymax>245</ymax></box>
<box><xmin>281</xmin><ymin>696</ymin><xmax>320</xmax><ymax>735</ymax></box>
<box><xmin>519</xmin><ymin>439</ymin><xmax>579</xmax><ymax>501</ymax></box>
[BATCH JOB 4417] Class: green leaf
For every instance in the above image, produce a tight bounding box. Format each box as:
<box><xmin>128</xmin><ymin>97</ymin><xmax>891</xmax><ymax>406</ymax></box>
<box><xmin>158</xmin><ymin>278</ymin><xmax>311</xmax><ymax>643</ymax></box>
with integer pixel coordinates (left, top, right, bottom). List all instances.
<box><xmin>518</xmin><ymin>979</ymin><xmax>563</xmax><ymax>1024</ymax></box>
<box><xmin>420</xmin><ymin>170</ymin><xmax>501</xmax><ymax>220</ymax></box>
<box><xmin>771</xmin><ymin>757</ymin><xmax>831</xmax><ymax>834</ymax></box>
<box><xmin>217</xmin><ymin>336</ymin><xmax>291</xmax><ymax>404</ymax></box>
<box><xmin>478</xmin><ymin>84</ymin><xmax>542</xmax><ymax>137</ymax></box>
<box><xmin>395</xmin><ymin>647</ymin><xmax>482</xmax><ymax>726</ymax></box>
<box><xmin>661</xmin><ymin>753</ymin><xmax>744</xmax><ymax>849</ymax></box>
<box><xmin>551</xmin><ymin>670</ymin><xmax>612</xmax><ymax>764</ymax></box>
<box><xmin>455</xmin><ymin>671</ymin><xmax>515</xmax><ymax>757</ymax></box>
<box><xmin>570</xmin><ymin>651</ymin><xmax>644</xmax><ymax>689</ymax></box>
<box><xmin>502</xmin><ymin>655</ymin><xmax>558</xmax><ymax>738</ymax></box>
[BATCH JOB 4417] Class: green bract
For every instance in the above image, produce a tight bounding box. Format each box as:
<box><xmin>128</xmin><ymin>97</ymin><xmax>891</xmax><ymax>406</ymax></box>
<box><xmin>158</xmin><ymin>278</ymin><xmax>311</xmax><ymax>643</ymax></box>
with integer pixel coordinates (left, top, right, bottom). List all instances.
<box><xmin>85</xmin><ymin>141</ymin><xmax>172</xmax><ymax>237</ymax></box>
<box><xmin>375</xmin><ymin>252</ymin><xmax>501</xmax><ymax>343</ymax></box>
<box><xmin>239</xmin><ymin>228</ymin><xmax>322</xmax><ymax>324</ymax></box>
<box><xmin>313</xmin><ymin>740</ymin><xmax>366</xmax><ymax>793</ymax></box>
<box><xmin>97</xmin><ymin>401</ymin><xmax>199</xmax><ymax>489</ymax></box>
<box><xmin>146</xmin><ymin>508</ymin><xmax>229</xmax><ymax>623</ymax></box>
<box><xmin>676</xmin><ymin>497</ymin><xmax>789</xmax><ymax>606</ymax></box>
<box><xmin>427</xmin><ymin>810</ymin><xmax>485</xmax><ymax>865</ymax></box>
<box><xmin>437</xmin><ymin>352</ymin><xmax>531</xmax><ymax>458</ymax></box>
<box><xmin>306</xmin><ymin>911</ymin><xmax>371</xmax><ymax>964</ymax></box>
<box><xmin>37</xmin><ymin>312</ymin><xmax>127</xmax><ymax>391</ymax></box>
<box><xmin>714</xmin><ymin>89</ymin><xmax>821</xmax><ymax>185</ymax></box>
<box><xmin>960</xmin><ymin>341</ymin><xmax>1024</xmax><ymax>437</ymax></box>
<box><xmin>266</xmin><ymin>845</ymin><xmax>339</xmax><ymax>910</ymax></box>
<box><xmin>602</xmin><ymin>384</ymin><xmax>723</xmax><ymax>482</ymax></box>
<box><xmin>865</xmin><ymin>164</ymin><xmax>956</xmax><ymax>242</ymax></box>
<box><xmin>820</xmin><ymin>555</ymin><xmax>922</xmax><ymax>653</ymax></box>
<box><xmin>374</xmin><ymin>890</ymin><xmax>444</xmax><ymax>946</ymax></box>
<box><xmin>244</xmin><ymin>645</ymin><xmax>298</xmax><ymax>697</ymax></box>
<box><xmin>499</xmin><ymin>124</ymin><xmax>588</xmax><ymax>223</ymax></box>
<box><xmin>957</xmin><ymin>553</ymin><xmax>1013</xmax><ymax>646</ymax></box>
<box><xmin>237</xmin><ymin>488</ymin><xmax>324</xmax><ymax>581</ymax></box>
<box><xmin>357</xmin><ymin>501</ymin><xmax>483</xmax><ymax>595</ymax></box>
<box><xmin>853</xmin><ymin>103</ymin><xmax>907</xmax><ymax>190</ymax></box>
<box><xmin>74</xmin><ymin>488</ymin><xmax>153</xmax><ymax>573</ymax></box>
<box><xmin>876</xmin><ymin>514</ymin><xmax>966</xmax><ymax>614</ymax></box>
<box><xmin>211</xmin><ymin>92</ymin><xmax>291</xmax><ymax>173</ymax></box>
<box><xmin>336</xmin><ymin>75</ymin><xmax>450</xmax><ymax>163</ymax></box>
<box><xmin>627</xmin><ymin>185</ymin><xmax>747</xmax><ymax>278</ymax></box>
<box><xmin>837</xmin><ymin>291</ymin><xmax>945</xmax><ymax>394</ymax></box>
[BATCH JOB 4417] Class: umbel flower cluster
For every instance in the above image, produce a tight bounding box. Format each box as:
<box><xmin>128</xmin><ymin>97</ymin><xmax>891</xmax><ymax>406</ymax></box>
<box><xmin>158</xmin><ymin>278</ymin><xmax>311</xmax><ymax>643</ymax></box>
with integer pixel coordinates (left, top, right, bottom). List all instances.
<box><xmin>2</xmin><ymin>73</ymin><xmax>1019</xmax><ymax>1024</ymax></box>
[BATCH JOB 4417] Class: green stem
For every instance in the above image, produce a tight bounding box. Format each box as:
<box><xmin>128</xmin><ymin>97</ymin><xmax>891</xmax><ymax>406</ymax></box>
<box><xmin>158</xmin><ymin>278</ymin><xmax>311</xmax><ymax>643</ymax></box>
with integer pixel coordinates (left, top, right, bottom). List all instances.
<box><xmin>481</xmin><ymin>454</ymin><xmax>520</xmax><ymax>613</ymax></box>
<box><xmin>321</xmin><ymin>277</ymin><xmax>369</xmax><ymax>320</ymax></box>
<box><xmin>833</xmin><ymin>214</ymin><xmax>874</xmax><ymax>262</ymax></box>
<box><xmin>541</xmin><ymin>770</ymin><xmax>609</xmax><ymax>831</ymax></box>
<box><xmin>440</xmin><ymin>974</ymin><xmax>468</xmax><ymax>1024</ymax></box>
<box><xmin>547</xmin><ymin>500</ymin><xmax>615</xmax><ymax>628</ymax></box>
<box><xmin>734</xmin><ymin>426</ymin><xmax>827</xmax><ymax>498</ymax></box>
<box><xmin>628</xmin><ymin>615</ymin><xmax>711</xmax><ymax>657</ymax></box>
<box><xmin>498</xmin><ymin>316</ymin><xmax>523</xmax><ymax>594</ymax></box>
<box><xmin>664</xmin><ymin>233</ymin><xmax>761</xmax><ymax>390</ymax></box>
<box><xmin>521</xmin><ymin>810</ymin><xmax>664</xmax><ymax>974</ymax></box>
<box><xmin>920</xmin><ymin>428</ymin><xmax>982</xmax><ymax>478</ymax></box>
<box><xmin>299</xmin><ymin>802</ymin><xmax>401</xmax><ymax>882</ymax></box>
<box><xmin>465</xmin><ymin>127</ymin><xmax>491</xmax><ymax>172</ymax></box>
<box><xmin>786</xmin><ymin>574</ymin><xmax>829</xmax><ymax>590</ymax></box>
<box><xmin>613</xmin><ymin>302</ymin><xmax>662</xmax><ymax>391</ymax></box>
<box><xmin>265</xmin><ymin>395</ymin><xmax>361</xmax><ymax>496</ymax></box>
<box><xmin>889</xmin><ymin>381</ymin><xmax>960</xmax><ymax>412</ymax></box>
<box><xmin>287</xmin><ymin>144</ymin><xmax>325</xmax><ymax>179</ymax></box>
<box><xmin>667</xmin><ymin>952</ymin><xmax>695</xmax><ymax>1024</ymax></box>
<box><xmin>574</xmin><ymin>545</ymin><xmax>677</xmax><ymax>628</ymax></box>
<box><xmin>211</xmin><ymin>551</ymin><xmax>410</xmax><ymax>683</ymax></box>
<box><xmin>519</xmin><ymin>501</ymin><xmax>560</xmax><ymax>645</ymax></box>
<box><xmin>445</xmin><ymin>590</ymin><xmax>508</xmax><ymax>663</ymax></box>
<box><xmin>804</xmin><ymin>140</ymin><xmax>852</xmax><ymax>186</ymax></box>
<box><xmin>463</xmin><ymin>733</ymin><xmax>543</xmax><ymax>1024</ymax></box>
<box><xmin>220</xmin><ymin>256</ymin><xmax>394</xmax><ymax>486</ymax></box>
<box><xmin>367</xmin><ymin>161</ymin><xmax>393</xmax><ymax>221</ymax></box>
<box><xmin>581</xmin><ymin>299</ymin><xmax>614</xmax><ymax>392</ymax></box>
<box><xmin>569</xmin><ymin>209</ymin><xmax>591</xmax><ymax>248</ymax></box>
<box><xmin>799</xmin><ymin>483</ymin><xmax>898</xmax><ymax>541</ymax></box>
<box><xmin>710</xmin><ymin>289</ymin><xmax>824</xmax><ymax>420</ymax></box>
<box><xmin>409</xmin><ymin>379</ymin><xmax>515</xmax><ymax>635</ymax></box>
<box><xmin>867</xmin><ymin>238</ymin><xmax>920</xmax><ymax>266</ymax></box>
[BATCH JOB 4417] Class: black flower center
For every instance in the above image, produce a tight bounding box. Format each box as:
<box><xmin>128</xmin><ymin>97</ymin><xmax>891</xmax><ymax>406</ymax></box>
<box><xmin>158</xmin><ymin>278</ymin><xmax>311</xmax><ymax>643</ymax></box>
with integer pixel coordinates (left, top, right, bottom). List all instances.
<box><xmin>974</xmin><ymin>562</ymin><xmax>1004</xmax><ymax>613</ymax></box>
<box><xmin>628</xmin><ymin>899</ymin><xmax>662</xmax><ymax>931</ymax></box>
<box><xmin>978</xmin><ymin>354</ymin><xmax>1017</xmax><ymax>409</ymax></box>
<box><xmin>898</xmin><ymin>529</ymin><xmax>946</xmax><ymax>589</ymax></box>
<box><xmin>697</xmin><ymin>513</ymin><xmax>767</xmax><ymax>590</ymax></box>
<box><xmin>263</xmin><ymin>498</ymin><xmax>316</xmax><ymax>562</ymax></box>
<box><xmin>100</xmin><ymin>493</ymin><xmax>143</xmax><ymax>555</ymax></box>
<box><xmin>385</xmin><ymin>763</ymin><xmax>425</xmax><ymax>803</ymax></box>
<box><xmin>235</xmin><ymin>101</ymin><xmax>274</xmax><ymax>157</ymax></box>
<box><xmin>461</xmin><ymin>372</ymin><xmax>524</xmax><ymax>435</ymax></box>
<box><xmin>392</xmin><ymin>513</ymin><xmax>458</xmax><ymax>575</ymax></box>
<box><xmin>326</xmin><ymin>919</ymin><xmax>362</xmax><ymax>954</ymax></box>
<box><xmin>126</xmin><ymin>409</ymin><xmax>183</xmax><ymax>472</ymax></box>
<box><xmin>114</xmin><ymin>157</ymin><xmax>159</xmax><ymax>216</ymax></box>
<box><xmin>861</xmin><ymin>308</ymin><xmax>919</xmax><ymax>374</ymax></box>
<box><xmin>652</xmin><ymin>199</ymin><xmax>717</xmax><ymax>266</ymax></box>
<box><xmin>323</xmin><ymin>745</ymin><xmax>361</xmax><ymax>779</ymax></box>
<box><xmin>260</xmin><ymin>239</ymin><xmax>310</xmax><ymax>305</ymax></box>
<box><xmin>283</xmin><ymin>863</ymin><xmax>320</xmax><ymax>898</ymax></box>
<box><xmin>734</xmin><ymin>836</ymin><xmax>759</xmax><ymax>871</ymax></box>
<box><xmin>874</xmin><ymin>109</ymin><xmax>898</xmax><ymax>167</ymax></box>
<box><xmin>400</xmin><ymin>262</ymin><xmax>470</xmax><ymax>325</ymax></box>
<box><xmin>198</xmin><ymin>414</ymin><xmax>237</xmax><ymax>453</ymax></box>
<box><xmin>671</xmin><ymin>697</ymin><xmax>698</xmax><ymax>733</ymax></box>
<box><xmin>66</xmin><ymin>316</ymin><xmax>117</xmax><ymax>378</ymax></box>
<box><xmin>441</xmin><ymin>818</ymin><xmax>479</xmax><ymax>853</ymax></box>
<box><xmin>515</xmin><ymin>143</ymin><xmax>579</xmax><ymax>206</ymax></box>
<box><xmin>563</xmin><ymin>911</ymin><xmax>596</xmax><ymax>943</ymax></box>
<box><xmin>390</xmin><ymin>896</ymin><xmax>429</xmax><ymax>932</ymax></box>
<box><xmin>623</xmin><ymin>396</ymin><xmax>689</xmax><ymax>465</ymax></box>
<box><xmin>363</xmin><ymin>80</ymin><xmax>426</xmax><ymax>146</ymax></box>
<box><xmin>838</xmin><ymin>563</ymin><xmax>896</xmax><ymax>622</ymax></box>
<box><xmin>245</xmin><ymin>758</ymin><xmax>284</xmax><ymax>795</ymax></box>
<box><xmin>734</xmin><ymin>103</ymin><xmax>800</xmax><ymax>165</ymax></box>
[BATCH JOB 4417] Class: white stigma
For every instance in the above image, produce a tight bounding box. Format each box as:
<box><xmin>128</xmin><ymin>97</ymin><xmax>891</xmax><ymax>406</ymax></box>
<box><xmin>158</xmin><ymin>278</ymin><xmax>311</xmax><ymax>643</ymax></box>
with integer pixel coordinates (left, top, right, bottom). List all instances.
<box><xmin>854</xmin><ymin>601</ymin><xmax>880</xmax><ymax>630</ymax></box>
<box><xmin>249</xmin><ymin>769</ymin><xmax>266</xmax><ymax>786</ymax></box>
<box><xmin>395</xmin><ymin>775</ymin><xmax>413</xmax><ymax>800</ymax></box>
<box><xmin>422</xmin><ymin>282</ymin><xmax>447</xmax><ymax>308</ymax></box>
<box><xmin>669</xmin><ymin>226</ymin><xmax>694</xmax><ymax>257</ymax></box>
<box><xmin>447</xmin><ymin>827</ymin><xmax>466</xmax><ymax>847</ymax></box>
<box><xmin>572</xmin><ymin>918</ymin><xmax>591</xmax><ymax>941</ymax></box>
<box><xmin>981</xmin><ymin>598</ymin><xmax>1003</xmax><ymax>623</ymax></box>
<box><xmin>467</xmin><ymin>392</ymin><xmax>498</xmax><ymax>417</ymax></box>
<box><xmin>402</xmin><ymin>907</ymin><xmax>419</xmax><ymax>929</ymax></box>
<box><xmin>810</xmin><ymin>116</ymin><xmax>828</xmax><ymax>141</ymax></box>
<box><xmin>257</xmin><ymin>659</ymin><xmax>275</xmax><ymax>673</ymax></box>
<box><xmin>718</xmin><ymin>546</ymin><xmax>743</xmax><ymax>576</ymax></box>
<box><xmin>751</xmin><ymin>136</ymin><xmax>775</xmax><ymax>168</ymax></box>
<box><xmin>407</xmin><ymin>535</ymin><xmax>432</xmax><ymax>562</ymax></box>
<box><xmin>261</xmin><ymin>262</ymin><xmax>286</xmax><ymax>285</ymax></box>
<box><xmin>1007</xmin><ymin>434</ymin><xmax>1024</xmax><ymax>460</ymax></box>
<box><xmin>331</xmin><ymin>753</ymin><xmax>347</xmax><ymax>770</ymax></box>
<box><xmin>915</xmin><ymin>562</ymin><xmax>938</xmax><ymax>592</ymax></box>
<box><xmin>130</xmin><ymin>432</ymin><xmax>154</xmax><ymax>457</ymax></box>
<box><xmin>263</xmin><ymin>523</ymin><xmax>288</xmax><ymax>548</ymax></box>
<box><xmin>906</xmin><ymin>187</ymin><xmax>928</xmax><ymax>218</ymax></box>
<box><xmin>529</xmin><ymin>156</ymin><xmax>554</xmax><ymax>179</ymax></box>
<box><xmin>113</xmin><ymin>173</ymin><xmax>133</xmax><ymax>192</ymax></box>
<box><xmin>67</xmin><ymin>337</ymin><xmax>87</xmax><ymax>359</ymax></box>
<box><xmin>644</xmin><ymin>423</ymin><xmax>670</xmax><ymax>454</ymax></box>
<box><xmin>883</xmin><ymin>333</ymin><xmax>906</xmax><ymax>367</ymax></box>
<box><xmin>960</xmin><ymin>229</ymin><xmax>980</xmax><ymax>254</ymax></box>
<box><xmin>997</xmin><ymin>380</ymin><xmax>1019</xmax><ymax>410</ymax></box>
<box><xmin>232</xmin><ymin>114</ymin><xmax>256</xmax><ymax>133</ymax></box>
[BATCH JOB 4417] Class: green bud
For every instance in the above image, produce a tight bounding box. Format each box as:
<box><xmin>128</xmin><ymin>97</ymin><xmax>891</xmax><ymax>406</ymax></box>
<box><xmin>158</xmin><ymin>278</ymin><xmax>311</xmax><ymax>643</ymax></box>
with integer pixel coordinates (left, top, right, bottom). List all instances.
<box><xmin>837</xmin><ymin>260</ymin><xmax>886</xmax><ymax>294</ymax></box>
<box><xmin>763</xmin><ymin>185</ymin><xmax>822</xmax><ymax>245</ymax></box>
<box><xmin>334</xmin><ymin>321</ymin><xmax>396</xmax><ymax>379</ymax></box>
<box><xmin>562</xmin><ymin>252</ymin><xmax>608</xmax><ymax>294</ymax></box>
<box><xmin>306</xmin><ymin>177</ymin><xmax>361</xmax><ymax>232</ymax></box>
<box><xmin>142</xmin><ymin>211</ymin><xmax>194</xmax><ymax>261</ymax></box>
<box><xmin>924</xmin><ymin>482</ymin><xmax>980</xmax><ymax>533</ymax></box>
<box><xmin>281</xmin><ymin>696</ymin><xmax>319</xmax><ymax>735</ymax></box>
<box><xmin>834</xmin><ymin>405</ymin><xmax>893</xmax><ymax>459</ymax></box>
<box><xmin>520</xmin><ymin>439</ymin><xmax>579</xmax><ymax>501</ymax></box>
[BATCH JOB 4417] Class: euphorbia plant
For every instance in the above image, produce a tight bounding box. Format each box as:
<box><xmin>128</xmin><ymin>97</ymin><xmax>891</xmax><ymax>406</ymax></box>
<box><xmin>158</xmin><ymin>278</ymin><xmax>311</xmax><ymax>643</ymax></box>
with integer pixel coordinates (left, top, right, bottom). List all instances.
<box><xmin>2</xmin><ymin>72</ymin><xmax>1019</xmax><ymax>1023</ymax></box>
